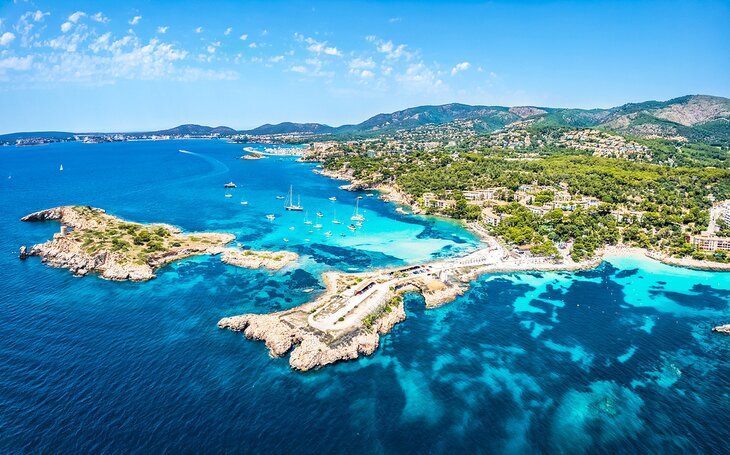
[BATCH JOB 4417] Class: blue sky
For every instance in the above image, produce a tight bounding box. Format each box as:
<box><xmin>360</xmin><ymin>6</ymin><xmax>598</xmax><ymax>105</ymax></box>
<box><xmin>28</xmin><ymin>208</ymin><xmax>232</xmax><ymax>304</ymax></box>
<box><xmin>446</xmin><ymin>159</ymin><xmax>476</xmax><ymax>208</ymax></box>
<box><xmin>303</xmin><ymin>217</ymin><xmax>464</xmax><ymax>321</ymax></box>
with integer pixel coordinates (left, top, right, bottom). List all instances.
<box><xmin>0</xmin><ymin>0</ymin><xmax>728</xmax><ymax>133</ymax></box>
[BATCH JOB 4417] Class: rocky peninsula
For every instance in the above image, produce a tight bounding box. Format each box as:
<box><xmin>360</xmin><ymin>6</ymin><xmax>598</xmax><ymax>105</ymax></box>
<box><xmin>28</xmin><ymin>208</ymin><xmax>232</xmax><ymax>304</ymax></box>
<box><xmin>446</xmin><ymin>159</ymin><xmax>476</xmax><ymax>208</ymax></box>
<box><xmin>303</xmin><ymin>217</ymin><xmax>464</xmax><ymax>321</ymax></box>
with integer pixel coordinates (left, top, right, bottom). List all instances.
<box><xmin>19</xmin><ymin>206</ymin><xmax>295</xmax><ymax>281</ymax></box>
<box><xmin>219</xmin><ymin>242</ymin><xmax>602</xmax><ymax>371</ymax></box>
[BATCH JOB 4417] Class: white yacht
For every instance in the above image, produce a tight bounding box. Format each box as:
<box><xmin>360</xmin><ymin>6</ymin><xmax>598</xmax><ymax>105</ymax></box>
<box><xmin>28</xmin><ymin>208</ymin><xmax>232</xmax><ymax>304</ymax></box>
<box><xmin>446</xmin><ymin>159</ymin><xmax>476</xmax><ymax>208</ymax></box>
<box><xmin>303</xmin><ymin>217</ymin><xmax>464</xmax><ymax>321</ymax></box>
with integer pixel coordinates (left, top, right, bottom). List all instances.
<box><xmin>350</xmin><ymin>198</ymin><xmax>365</xmax><ymax>222</ymax></box>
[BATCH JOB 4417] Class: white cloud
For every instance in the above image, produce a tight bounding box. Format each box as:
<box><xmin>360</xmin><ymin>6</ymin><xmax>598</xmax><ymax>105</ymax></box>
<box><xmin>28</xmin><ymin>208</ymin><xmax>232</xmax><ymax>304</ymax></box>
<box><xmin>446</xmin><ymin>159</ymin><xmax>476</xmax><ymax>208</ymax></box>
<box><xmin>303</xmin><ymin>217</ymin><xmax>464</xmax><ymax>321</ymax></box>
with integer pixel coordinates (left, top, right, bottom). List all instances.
<box><xmin>365</xmin><ymin>35</ymin><xmax>376</xmax><ymax>42</ymax></box>
<box><xmin>396</xmin><ymin>63</ymin><xmax>444</xmax><ymax>91</ymax></box>
<box><xmin>0</xmin><ymin>55</ymin><xmax>33</xmax><ymax>71</ymax></box>
<box><xmin>290</xmin><ymin>65</ymin><xmax>307</xmax><ymax>73</ymax></box>
<box><xmin>299</xmin><ymin>36</ymin><xmax>341</xmax><ymax>56</ymax></box>
<box><xmin>48</xmin><ymin>26</ymin><xmax>90</xmax><ymax>53</ymax></box>
<box><xmin>349</xmin><ymin>57</ymin><xmax>375</xmax><ymax>70</ymax></box>
<box><xmin>157</xmin><ymin>26</ymin><xmax>168</xmax><ymax>34</ymax></box>
<box><xmin>359</xmin><ymin>69</ymin><xmax>374</xmax><ymax>78</ymax></box>
<box><xmin>239</xmin><ymin>33</ymin><xmax>248</xmax><ymax>41</ymax></box>
<box><xmin>16</xmin><ymin>12</ymin><xmax>41</xmax><ymax>47</ymax></box>
<box><xmin>89</xmin><ymin>32</ymin><xmax>112</xmax><ymax>52</ymax></box>
<box><xmin>450</xmin><ymin>61</ymin><xmax>470</xmax><ymax>76</ymax></box>
<box><xmin>373</xmin><ymin>38</ymin><xmax>409</xmax><ymax>60</ymax></box>
<box><xmin>3</xmin><ymin>28</ymin><xmax>238</xmax><ymax>85</ymax></box>
<box><xmin>91</xmin><ymin>12</ymin><xmax>109</xmax><ymax>23</ymax></box>
<box><xmin>60</xmin><ymin>22</ymin><xmax>72</xmax><ymax>33</ymax></box>
<box><xmin>68</xmin><ymin>11</ymin><xmax>86</xmax><ymax>23</ymax></box>
<box><xmin>388</xmin><ymin>17</ymin><xmax>401</xmax><ymax>23</ymax></box>
<box><xmin>129</xmin><ymin>15</ymin><xmax>142</xmax><ymax>25</ymax></box>
<box><xmin>194</xmin><ymin>26</ymin><xmax>203</xmax><ymax>34</ymax></box>
<box><xmin>207</xmin><ymin>41</ymin><xmax>220</xmax><ymax>54</ymax></box>
<box><xmin>31</xmin><ymin>10</ymin><xmax>49</xmax><ymax>22</ymax></box>
<box><xmin>0</xmin><ymin>32</ymin><xmax>16</xmax><ymax>46</ymax></box>
<box><xmin>248</xmin><ymin>42</ymin><xmax>257</xmax><ymax>48</ymax></box>
<box><xmin>224</xmin><ymin>27</ymin><xmax>232</xmax><ymax>36</ymax></box>
<box><xmin>269</xmin><ymin>55</ymin><xmax>284</xmax><ymax>63</ymax></box>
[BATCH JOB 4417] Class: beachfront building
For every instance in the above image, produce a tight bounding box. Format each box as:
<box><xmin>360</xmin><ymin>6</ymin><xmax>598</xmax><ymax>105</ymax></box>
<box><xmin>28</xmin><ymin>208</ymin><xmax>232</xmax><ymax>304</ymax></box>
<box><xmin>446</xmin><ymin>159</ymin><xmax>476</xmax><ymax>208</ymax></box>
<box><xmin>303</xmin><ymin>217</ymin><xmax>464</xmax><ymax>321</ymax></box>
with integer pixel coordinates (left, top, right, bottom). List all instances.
<box><xmin>688</xmin><ymin>234</ymin><xmax>730</xmax><ymax>252</ymax></box>
<box><xmin>422</xmin><ymin>193</ymin><xmax>456</xmax><ymax>210</ymax></box>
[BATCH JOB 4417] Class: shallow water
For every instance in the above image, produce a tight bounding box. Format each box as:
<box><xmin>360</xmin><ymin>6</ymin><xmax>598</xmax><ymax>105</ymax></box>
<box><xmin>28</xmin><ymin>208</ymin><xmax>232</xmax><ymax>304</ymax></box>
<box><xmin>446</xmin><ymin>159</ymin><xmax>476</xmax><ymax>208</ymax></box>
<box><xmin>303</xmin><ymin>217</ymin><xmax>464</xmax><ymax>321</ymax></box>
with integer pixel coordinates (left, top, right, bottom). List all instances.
<box><xmin>0</xmin><ymin>140</ymin><xmax>728</xmax><ymax>453</ymax></box>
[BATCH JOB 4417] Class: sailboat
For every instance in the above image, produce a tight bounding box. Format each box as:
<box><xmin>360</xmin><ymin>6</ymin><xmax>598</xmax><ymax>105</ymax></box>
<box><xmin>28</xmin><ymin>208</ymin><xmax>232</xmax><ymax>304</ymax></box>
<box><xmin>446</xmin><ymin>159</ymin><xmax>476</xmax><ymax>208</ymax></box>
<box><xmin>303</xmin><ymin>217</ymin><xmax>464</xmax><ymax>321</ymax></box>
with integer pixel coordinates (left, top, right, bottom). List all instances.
<box><xmin>285</xmin><ymin>185</ymin><xmax>304</xmax><ymax>211</ymax></box>
<box><xmin>303</xmin><ymin>211</ymin><xmax>313</xmax><ymax>225</ymax></box>
<box><xmin>350</xmin><ymin>198</ymin><xmax>365</xmax><ymax>222</ymax></box>
<box><xmin>316</xmin><ymin>212</ymin><xmax>324</xmax><ymax>217</ymax></box>
<box><xmin>328</xmin><ymin>197</ymin><xmax>337</xmax><ymax>201</ymax></box>
<box><xmin>332</xmin><ymin>208</ymin><xmax>341</xmax><ymax>224</ymax></box>
<box><xmin>266</xmin><ymin>214</ymin><xmax>276</xmax><ymax>221</ymax></box>
<box><xmin>59</xmin><ymin>164</ymin><xmax>63</xmax><ymax>172</ymax></box>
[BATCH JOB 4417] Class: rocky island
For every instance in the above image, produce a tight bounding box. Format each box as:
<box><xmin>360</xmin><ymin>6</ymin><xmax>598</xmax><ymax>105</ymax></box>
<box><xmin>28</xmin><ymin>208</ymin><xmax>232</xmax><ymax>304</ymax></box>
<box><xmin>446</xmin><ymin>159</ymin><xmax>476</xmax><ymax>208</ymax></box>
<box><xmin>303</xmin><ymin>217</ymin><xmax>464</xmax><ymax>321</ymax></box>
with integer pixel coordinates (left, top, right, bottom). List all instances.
<box><xmin>240</xmin><ymin>152</ymin><xmax>265</xmax><ymax>160</ymax></box>
<box><xmin>221</xmin><ymin>248</ymin><xmax>298</xmax><ymax>270</ymax></box>
<box><xmin>18</xmin><ymin>206</ymin><xmax>296</xmax><ymax>281</ymax></box>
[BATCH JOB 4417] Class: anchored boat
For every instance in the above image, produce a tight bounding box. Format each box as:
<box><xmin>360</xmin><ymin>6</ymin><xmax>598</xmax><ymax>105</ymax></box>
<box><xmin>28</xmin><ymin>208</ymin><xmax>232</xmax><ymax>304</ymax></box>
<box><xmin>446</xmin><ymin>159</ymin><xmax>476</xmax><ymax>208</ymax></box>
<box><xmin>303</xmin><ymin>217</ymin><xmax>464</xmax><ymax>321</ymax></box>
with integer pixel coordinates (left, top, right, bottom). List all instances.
<box><xmin>350</xmin><ymin>198</ymin><xmax>365</xmax><ymax>222</ymax></box>
<box><xmin>285</xmin><ymin>185</ymin><xmax>304</xmax><ymax>211</ymax></box>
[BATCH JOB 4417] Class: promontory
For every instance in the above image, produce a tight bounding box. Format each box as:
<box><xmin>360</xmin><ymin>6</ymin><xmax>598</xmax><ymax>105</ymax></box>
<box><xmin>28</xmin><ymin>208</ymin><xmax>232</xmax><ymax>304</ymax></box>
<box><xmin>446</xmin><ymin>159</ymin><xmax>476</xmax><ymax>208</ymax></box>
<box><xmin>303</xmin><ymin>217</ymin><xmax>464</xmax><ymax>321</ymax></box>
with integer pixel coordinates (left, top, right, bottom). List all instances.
<box><xmin>19</xmin><ymin>206</ymin><xmax>297</xmax><ymax>281</ymax></box>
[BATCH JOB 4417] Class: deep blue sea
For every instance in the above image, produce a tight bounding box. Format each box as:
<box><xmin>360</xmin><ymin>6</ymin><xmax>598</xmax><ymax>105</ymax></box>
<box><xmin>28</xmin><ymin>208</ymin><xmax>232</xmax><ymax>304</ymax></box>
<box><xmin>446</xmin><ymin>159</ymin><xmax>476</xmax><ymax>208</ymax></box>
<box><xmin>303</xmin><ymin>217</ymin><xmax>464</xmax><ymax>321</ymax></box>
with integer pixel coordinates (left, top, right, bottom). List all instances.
<box><xmin>0</xmin><ymin>140</ymin><xmax>729</xmax><ymax>453</ymax></box>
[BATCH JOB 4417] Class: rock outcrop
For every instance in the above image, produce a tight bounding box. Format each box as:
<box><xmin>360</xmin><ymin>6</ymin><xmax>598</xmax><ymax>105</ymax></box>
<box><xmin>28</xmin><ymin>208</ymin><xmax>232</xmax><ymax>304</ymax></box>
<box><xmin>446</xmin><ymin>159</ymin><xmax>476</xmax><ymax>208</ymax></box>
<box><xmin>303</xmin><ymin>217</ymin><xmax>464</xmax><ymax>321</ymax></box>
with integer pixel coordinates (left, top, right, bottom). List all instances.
<box><xmin>712</xmin><ymin>324</ymin><xmax>730</xmax><ymax>335</ymax></box>
<box><xmin>218</xmin><ymin>288</ymin><xmax>406</xmax><ymax>371</ymax></box>
<box><xmin>221</xmin><ymin>248</ymin><xmax>298</xmax><ymax>270</ymax></box>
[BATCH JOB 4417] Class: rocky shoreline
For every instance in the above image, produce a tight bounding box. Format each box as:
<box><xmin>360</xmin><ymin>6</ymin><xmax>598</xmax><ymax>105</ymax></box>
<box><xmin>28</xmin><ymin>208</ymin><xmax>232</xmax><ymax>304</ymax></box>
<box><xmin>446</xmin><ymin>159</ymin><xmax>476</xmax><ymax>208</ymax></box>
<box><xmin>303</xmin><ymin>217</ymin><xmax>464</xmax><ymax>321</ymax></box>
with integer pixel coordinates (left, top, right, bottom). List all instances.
<box><xmin>19</xmin><ymin>206</ymin><xmax>295</xmax><ymax>281</ymax></box>
<box><xmin>712</xmin><ymin>324</ymin><xmax>730</xmax><ymax>335</ymax></box>
<box><xmin>312</xmin><ymin>167</ymin><xmax>420</xmax><ymax>212</ymax></box>
<box><xmin>218</xmin><ymin>271</ymin><xmax>409</xmax><ymax>371</ymax></box>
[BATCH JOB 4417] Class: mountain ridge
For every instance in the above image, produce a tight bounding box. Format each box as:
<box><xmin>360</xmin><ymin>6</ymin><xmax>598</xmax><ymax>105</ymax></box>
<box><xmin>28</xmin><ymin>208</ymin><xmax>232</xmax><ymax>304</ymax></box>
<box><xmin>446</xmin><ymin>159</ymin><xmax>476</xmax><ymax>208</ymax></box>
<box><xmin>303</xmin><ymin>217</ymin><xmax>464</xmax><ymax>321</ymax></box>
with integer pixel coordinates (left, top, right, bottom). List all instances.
<box><xmin>2</xmin><ymin>95</ymin><xmax>728</xmax><ymax>145</ymax></box>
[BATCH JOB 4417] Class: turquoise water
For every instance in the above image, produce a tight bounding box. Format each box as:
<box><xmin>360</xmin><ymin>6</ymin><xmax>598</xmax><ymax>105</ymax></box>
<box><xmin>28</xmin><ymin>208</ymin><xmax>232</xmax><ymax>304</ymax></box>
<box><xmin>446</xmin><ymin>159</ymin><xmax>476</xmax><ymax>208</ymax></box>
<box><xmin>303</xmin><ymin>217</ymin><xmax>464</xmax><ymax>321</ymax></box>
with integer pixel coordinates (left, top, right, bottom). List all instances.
<box><xmin>0</xmin><ymin>140</ymin><xmax>729</xmax><ymax>453</ymax></box>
